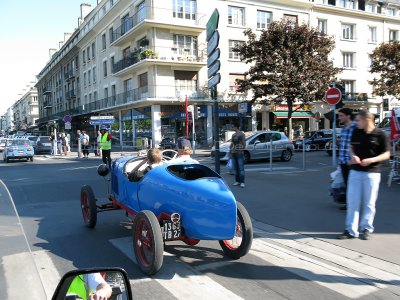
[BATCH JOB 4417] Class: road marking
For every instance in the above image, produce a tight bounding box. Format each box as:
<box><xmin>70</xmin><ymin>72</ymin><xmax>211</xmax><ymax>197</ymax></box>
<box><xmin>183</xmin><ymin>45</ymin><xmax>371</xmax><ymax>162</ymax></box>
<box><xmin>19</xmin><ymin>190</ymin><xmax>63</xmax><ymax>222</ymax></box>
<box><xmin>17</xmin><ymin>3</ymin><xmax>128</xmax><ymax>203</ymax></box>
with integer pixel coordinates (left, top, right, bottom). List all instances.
<box><xmin>31</xmin><ymin>250</ymin><xmax>62</xmax><ymax>299</ymax></box>
<box><xmin>58</xmin><ymin>166</ymin><xmax>98</xmax><ymax>171</ymax></box>
<box><xmin>110</xmin><ymin>237</ymin><xmax>244</xmax><ymax>300</ymax></box>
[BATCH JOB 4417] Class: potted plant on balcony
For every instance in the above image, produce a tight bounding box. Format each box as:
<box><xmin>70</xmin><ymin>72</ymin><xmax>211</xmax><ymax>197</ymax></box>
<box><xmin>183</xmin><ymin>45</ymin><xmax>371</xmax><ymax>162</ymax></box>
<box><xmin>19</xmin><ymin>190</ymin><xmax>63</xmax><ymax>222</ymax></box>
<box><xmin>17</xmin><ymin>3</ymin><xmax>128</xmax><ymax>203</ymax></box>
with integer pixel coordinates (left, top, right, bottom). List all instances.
<box><xmin>140</xmin><ymin>49</ymin><xmax>158</xmax><ymax>59</ymax></box>
<box><xmin>139</xmin><ymin>38</ymin><xmax>149</xmax><ymax>48</ymax></box>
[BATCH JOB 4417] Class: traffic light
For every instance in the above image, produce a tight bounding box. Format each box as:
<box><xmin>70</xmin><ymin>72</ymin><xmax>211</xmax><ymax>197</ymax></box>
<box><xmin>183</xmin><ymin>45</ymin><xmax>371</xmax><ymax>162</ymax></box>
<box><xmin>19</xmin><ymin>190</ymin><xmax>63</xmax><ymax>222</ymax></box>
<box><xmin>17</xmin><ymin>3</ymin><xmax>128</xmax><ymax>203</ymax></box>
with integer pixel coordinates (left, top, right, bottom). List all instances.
<box><xmin>195</xmin><ymin>106</ymin><xmax>201</xmax><ymax>119</ymax></box>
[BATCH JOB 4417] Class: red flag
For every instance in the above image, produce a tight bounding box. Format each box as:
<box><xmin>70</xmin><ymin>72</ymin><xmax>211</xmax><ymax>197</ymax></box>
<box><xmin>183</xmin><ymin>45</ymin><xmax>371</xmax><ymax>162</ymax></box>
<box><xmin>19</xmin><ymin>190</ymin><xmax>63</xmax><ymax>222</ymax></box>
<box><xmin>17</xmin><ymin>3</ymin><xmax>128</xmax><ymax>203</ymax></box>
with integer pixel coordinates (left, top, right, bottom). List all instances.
<box><xmin>185</xmin><ymin>95</ymin><xmax>189</xmax><ymax>138</ymax></box>
<box><xmin>390</xmin><ymin>108</ymin><xmax>400</xmax><ymax>141</ymax></box>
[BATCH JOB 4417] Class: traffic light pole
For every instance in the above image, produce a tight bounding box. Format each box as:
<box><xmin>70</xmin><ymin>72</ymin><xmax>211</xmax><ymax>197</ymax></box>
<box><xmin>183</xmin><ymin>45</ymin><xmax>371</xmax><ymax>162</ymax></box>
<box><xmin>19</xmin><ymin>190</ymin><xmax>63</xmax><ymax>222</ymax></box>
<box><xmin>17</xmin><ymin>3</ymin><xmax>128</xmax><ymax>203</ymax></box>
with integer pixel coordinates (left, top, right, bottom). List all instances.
<box><xmin>213</xmin><ymin>87</ymin><xmax>220</xmax><ymax>174</ymax></box>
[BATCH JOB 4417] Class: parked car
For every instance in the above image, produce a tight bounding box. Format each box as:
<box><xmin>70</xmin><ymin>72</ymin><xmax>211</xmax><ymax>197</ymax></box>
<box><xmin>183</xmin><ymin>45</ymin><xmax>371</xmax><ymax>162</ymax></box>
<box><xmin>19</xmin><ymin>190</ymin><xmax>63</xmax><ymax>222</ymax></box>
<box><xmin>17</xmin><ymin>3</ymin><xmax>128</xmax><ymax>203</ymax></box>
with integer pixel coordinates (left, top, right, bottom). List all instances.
<box><xmin>3</xmin><ymin>139</ymin><xmax>34</xmax><ymax>162</ymax></box>
<box><xmin>159</xmin><ymin>137</ymin><xmax>176</xmax><ymax>149</ymax></box>
<box><xmin>0</xmin><ymin>139</ymin><xmax>7</xmax><ymax>152</ymax></box>
<box><xmin>211</xmin><ymin>131</ymin><xmax>294</xmax><ymax>163</ymax></box>
<box><xmin>35</xmin><ymin>136</ymin><xmax>52</xmax><ymax>154</ymax></box>
<box><xmin>295</xmin><ymin>129</ymin><xmax>341</xmax><ymax>151</ymax></box>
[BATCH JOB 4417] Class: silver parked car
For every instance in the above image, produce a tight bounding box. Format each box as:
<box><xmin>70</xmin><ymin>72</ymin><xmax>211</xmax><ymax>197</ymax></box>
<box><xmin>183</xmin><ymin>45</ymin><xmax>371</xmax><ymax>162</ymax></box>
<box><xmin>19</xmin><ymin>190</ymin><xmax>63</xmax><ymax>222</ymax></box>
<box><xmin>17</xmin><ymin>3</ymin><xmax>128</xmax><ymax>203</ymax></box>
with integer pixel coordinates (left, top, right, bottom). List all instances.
<box><xmin>211</xmin><ymin>131</ymin><xmax>294</xmax><ymax>163</ymax></box>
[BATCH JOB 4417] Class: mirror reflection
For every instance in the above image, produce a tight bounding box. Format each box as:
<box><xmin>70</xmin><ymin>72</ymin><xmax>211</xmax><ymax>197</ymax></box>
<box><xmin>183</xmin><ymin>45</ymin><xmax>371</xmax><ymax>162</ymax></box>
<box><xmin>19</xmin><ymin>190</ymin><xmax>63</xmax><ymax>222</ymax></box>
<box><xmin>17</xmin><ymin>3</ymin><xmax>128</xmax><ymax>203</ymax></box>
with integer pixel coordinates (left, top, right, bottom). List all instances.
<box><xmin>65</xmin><ymin>271</ymin><xmax>127</xmax><ymax>300</ymax></box>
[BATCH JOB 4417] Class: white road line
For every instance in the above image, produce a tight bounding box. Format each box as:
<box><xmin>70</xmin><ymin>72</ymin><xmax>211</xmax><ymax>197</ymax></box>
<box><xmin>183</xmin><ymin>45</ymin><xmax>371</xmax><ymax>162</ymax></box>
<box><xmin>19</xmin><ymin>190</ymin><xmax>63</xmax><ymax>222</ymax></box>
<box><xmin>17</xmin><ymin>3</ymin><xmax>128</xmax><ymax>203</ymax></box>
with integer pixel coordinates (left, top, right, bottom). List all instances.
<box><xmin>58</xmin><ymin>166</ymin><xmax>98</xmax><ymax>171</ymax></box>
<box><xmin>110</xmin><ymin>237</ymin><xmax>244</xmax><ymax>300</ymax></box>
<box><xmin>31</xmin><ymin>250</ymin><xmax>62</xmax><ymax>300</ymax></box>
<box><xmin>245</xmin><ymin>166</ymin><xmax>298</xmax><ymax>172</ymax></box>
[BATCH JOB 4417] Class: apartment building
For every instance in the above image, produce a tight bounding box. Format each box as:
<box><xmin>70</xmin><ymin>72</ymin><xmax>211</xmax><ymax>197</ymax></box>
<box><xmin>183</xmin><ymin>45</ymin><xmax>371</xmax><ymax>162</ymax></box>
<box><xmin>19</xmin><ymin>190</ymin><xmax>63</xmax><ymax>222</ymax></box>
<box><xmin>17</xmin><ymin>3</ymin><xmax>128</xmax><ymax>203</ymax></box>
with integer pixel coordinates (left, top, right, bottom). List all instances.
<box><xmin>35</xmin><ymin>0</ymin><xmax>400</xmax><ymax>147</ymax></box>
<box><xmin>12</xmin><ymin>84</ymin><xmax>39</xmax><ymax>132</ymax></box>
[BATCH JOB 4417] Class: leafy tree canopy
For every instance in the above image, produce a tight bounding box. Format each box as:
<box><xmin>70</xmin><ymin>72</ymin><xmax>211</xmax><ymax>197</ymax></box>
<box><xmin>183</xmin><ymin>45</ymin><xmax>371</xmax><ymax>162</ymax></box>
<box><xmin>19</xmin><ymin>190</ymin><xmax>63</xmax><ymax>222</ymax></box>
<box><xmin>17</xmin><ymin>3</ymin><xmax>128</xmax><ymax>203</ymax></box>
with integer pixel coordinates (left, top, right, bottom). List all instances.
<box><xmin>370</xmin><ymin>41</ymin><xmax>400</xmax><ymax>98</ymax></box>
<box><xmin>234</xmin><ymin>20</ymin><xmax>341</xmax><ymax>109</ymax></box>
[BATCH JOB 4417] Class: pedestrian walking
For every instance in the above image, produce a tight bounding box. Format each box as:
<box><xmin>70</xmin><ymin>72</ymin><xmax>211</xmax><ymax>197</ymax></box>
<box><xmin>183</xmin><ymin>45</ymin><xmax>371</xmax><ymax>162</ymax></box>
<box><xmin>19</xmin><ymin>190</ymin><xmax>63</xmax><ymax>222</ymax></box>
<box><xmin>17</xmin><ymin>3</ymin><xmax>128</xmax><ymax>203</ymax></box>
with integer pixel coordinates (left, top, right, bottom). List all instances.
<box><xmin>81</xmin><ymin>131</ymin><xmax>90</xmax><ymax>158</ymax></box>
<box><xmin>337</xmin><ymin>108</ymin><xmax>356</xmax><ymax>210</ymax></box>
<box><xmin>99</xmin><ymin>126</ymin><xmax>112</xmax><ymax>168</ymax></box>
<box><xmin>77</xmin><ymin>130</ymin><xmax>83</xmax><ymax>158</ymax></box>
<box><xmin>96</xmin><ymin>130</ymin><xmax>101</xmax><ymax>156</ymax></box>
<box><xmin>62</xmin><ymin>133</ymin><xmax>68</xmax><ymax>156</ymax></box>
<box><xmin>337</xmin><ymin>111</ymin><xmax>390</xmax><ymax>240</ymax></box>
<box><xmin>57</xmin><ymin>133</ymin><xmax>63</xmax><ymax>155</ymax></box>
<box><xmin>49</xmin><ymin>133</ymin><xmax>55</xmax><ymax>155</ymax></box>
<box><xmin>230</xmin><ymin>123</ymin><xmax>246</xmax><ymax>188</ymax></box>
<box><xmin>66</xmin><ymin>133</ymin><xmax>71</xmax><ymax>153</ymax></box>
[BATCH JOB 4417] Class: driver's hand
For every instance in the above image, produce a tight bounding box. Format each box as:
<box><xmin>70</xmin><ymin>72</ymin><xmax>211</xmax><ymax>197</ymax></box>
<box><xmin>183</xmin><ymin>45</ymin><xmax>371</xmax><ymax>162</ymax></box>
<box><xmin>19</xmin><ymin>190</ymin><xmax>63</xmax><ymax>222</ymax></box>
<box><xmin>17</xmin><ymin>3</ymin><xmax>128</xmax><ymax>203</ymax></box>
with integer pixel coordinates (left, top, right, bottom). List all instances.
<box><xmin>89</xmin><ymin>290</ymin><xmax>109</xmax><ymax>300</ymax></box>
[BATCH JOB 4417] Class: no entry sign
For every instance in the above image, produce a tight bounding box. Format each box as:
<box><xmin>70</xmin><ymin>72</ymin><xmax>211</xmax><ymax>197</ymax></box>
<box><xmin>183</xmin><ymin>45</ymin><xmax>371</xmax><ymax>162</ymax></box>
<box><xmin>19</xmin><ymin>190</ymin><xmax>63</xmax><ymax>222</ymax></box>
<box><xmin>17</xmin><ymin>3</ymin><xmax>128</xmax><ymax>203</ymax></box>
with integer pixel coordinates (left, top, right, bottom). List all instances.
<box><xmin>325</xmin><ymin>88</ymin><xmax>342</xmax><ymax>105</ymax></box>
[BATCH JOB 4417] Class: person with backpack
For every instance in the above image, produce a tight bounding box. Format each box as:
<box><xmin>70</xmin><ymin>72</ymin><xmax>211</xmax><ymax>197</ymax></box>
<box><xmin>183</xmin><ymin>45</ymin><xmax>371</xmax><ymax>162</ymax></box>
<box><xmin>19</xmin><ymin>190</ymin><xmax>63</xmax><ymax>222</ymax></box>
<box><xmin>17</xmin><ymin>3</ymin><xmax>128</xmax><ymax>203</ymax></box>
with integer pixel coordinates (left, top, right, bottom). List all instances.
<box><xmin>81</xmin><ymin>131</ymin><xmax>90</xmax><ymax>158</ymax></box>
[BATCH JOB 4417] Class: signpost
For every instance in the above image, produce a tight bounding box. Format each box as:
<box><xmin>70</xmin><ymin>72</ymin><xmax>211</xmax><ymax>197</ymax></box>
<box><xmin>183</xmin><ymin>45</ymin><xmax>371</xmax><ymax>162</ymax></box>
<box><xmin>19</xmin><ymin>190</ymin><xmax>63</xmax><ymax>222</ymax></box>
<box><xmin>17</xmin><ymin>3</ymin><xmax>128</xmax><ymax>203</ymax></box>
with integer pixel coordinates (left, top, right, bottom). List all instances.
<box><xmin>325</xmin><ymin>87</ymin><xmax>342</xmax><ymax>167</ymax></box>
<box><xmin>89</xmin><ymin>115</ymin><xmax>115</xmax><ymax>125</ymax></box>
<box><xmin>207</xmin><ymin>9</ymin><xmax>221</xmax><ymax>174</ymax></box>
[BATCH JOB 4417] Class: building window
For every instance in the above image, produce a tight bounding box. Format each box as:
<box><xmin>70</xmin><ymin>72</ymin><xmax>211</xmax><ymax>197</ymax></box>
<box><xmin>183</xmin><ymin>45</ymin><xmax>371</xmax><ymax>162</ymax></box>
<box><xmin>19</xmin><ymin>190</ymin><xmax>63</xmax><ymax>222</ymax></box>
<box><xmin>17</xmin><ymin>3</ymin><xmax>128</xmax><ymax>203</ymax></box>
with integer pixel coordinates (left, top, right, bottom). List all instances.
<box><xmin>111</xmin><ymin>85</ymin><xmax>116</xmax><ymax>103</ymax></box>
<box><xmin>389</xmin><ymin>30</ymin><xmax>398</xmax><ymax>42</ymax></box>
<box><xmin>228</xmin><ymin>40</ymin><xmax>244</xmax><ymax>60</ymax></box>
<box><xmin>257</xmin><ymin>10</ymin><xmax>272</xmax><ymax>29</ymax></box>
<box><xmin>138</xmin><ymin>72</ymin><xmax>148</xmax><ymax>94</ymax></box>
<box><xmin>174</xmin><ymin>71</ymin><xmax>197</xmax><ymax>92</ymax></box>
<box><xmin>87</xmin><ymin>46</ymin><xmax>90</xmax><ymax>61</ymax></box>
<box><xmin>124</xmin><ymin>78</ymin><xmax>133</xmax><ymax>101</ymax></box>
<box><xmin>341</xmin><ymin>23</ymin><xmax>355</xmax><ymax>40</ymax></box>
<box><xmin>83</xmin><ymin>72</ymin><xmax>87</xmax><ymax>87</ymax></box>
<box><xmin>343</xmin><ymin>80</ymin><xmax>355</xmax><ymax>94</ymax></box>
<box><xmin>318</xmin><ymin>19</ymin><xmax>327</xmax><ymax>34</ymax></box>
<box><xmin>229</xmin><ymin>74</ymin><xmax>245</xmax><ymax>94</ymax></box>
<box><xmin>283</xmin><ymin>14</ymin><xmax>298</xmax><ymax>25</ymax></box>
<box><xmin>92</xmin><ymin>42</ymin><xmax>95</xmax><ymax>58</ymax></box>
<box><xmin>109</xmin><ymin>27</ymin><xmax>114</xmax><ymax>44</ymax></box>
<box><xmin>93</xmin><ymin>66</ymin><xmax>96</xmax><ymax>83</ymax></box>
<box><xmin>342</xmin><ymin>52</ymin><xmax>355</xmax><ymax>68</ymax></box>
<box><xmin>366</xmin><ymin>4</ymin><xmax>376</xmax><ymax>13</ymax></box>
<box><xmin>387</xmin><ymin>8</ymin><xmax>395</xmax><ymax>17</ymax></box>
<box><xmin>339</xmin><ymin>0</ymin><xmax>355</xmax><ymax>9</ymax></box>
<box><xmin>110</xmin><ymin>56</ymin><xmax>115</xmax><ymax>73</ymax></box>
<box><xmin>228</xmin><ymin>6</ymin><xmax>245</xmax><ymax>26</ymax></box>
<box><xmin>88</xmin><ymin>69</ymin><xmax>91</xmax><ymax>84</ymax></box>
<box><xmin>121</xmin><ymin>14</ymin><xmax>130</xmax><ymax>35</ymax></box>
<box><xmin>137</xmin><ymin>1</ymin><xmax>146</xmax><ymax>22</ymax></box>
<box><xmin>103</xmin><ymin>60</ymin><xmax>108</xmax><ymax>77</ymax></box>
<box><xmin>83</xmin><ymin>50</ymin><xmax>86</xmax><ymax>63</ymax></box>
<box><xmin>94</xmin><ymin>91</ymin><xmax>97</xmax><ymax>102</ymax></box>
<box><xmin>173</xmin><ymin>34</ymin><xmax>197</xmax><ymax>56</ymax></box>
<box><xmin>102</xmin><ymin>33</ymin><xmax>106</xmax><ymax>50</ymax></box>
<box><xmin>173</xmin><ymin>0</ymin><xmax>196</xmax><ymax>20</ymax></box>
<box><xmin>368</xmin><ymin>26</ymin><xmax>377</xmax><ymax>43</ymax></box>
<box><xmin>104</xmin><ymin>87</ymin><xmax>108</xmax><ymax>100</ymax></box>
<box><xmin>89</xmin><ymin>93</ymin><xmax>92</xmax><ymax>103</ymax></box>
<box><xmin>368</xmin><ymin>54</ymin><xmax>373</xmax><ymax>68</ymax></box>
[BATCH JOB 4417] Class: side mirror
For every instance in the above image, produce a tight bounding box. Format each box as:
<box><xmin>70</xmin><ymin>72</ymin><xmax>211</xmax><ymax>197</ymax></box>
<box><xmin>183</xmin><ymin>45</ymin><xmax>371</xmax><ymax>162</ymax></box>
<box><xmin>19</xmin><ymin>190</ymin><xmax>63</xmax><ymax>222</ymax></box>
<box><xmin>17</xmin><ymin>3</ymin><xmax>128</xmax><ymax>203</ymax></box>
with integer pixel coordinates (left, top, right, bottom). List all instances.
<box><xmin>51</xmin><ymin>267</ymin><xmax>132</xmax><ymax>300</ymax></box>
<box><xmin>254</xmin><ymin>140</ymin><xmax>261</xmax><ymax>145</ymax></box>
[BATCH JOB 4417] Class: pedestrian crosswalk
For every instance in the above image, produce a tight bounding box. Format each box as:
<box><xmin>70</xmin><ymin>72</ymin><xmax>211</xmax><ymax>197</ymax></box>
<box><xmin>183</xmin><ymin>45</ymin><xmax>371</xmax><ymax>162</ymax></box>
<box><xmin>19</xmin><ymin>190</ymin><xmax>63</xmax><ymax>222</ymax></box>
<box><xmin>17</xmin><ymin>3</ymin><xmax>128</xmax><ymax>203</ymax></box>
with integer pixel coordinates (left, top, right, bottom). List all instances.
<box><xmin>21</xmin><ymin>220</ymin><xmax>400</xmax><ymax>300</ymax></box>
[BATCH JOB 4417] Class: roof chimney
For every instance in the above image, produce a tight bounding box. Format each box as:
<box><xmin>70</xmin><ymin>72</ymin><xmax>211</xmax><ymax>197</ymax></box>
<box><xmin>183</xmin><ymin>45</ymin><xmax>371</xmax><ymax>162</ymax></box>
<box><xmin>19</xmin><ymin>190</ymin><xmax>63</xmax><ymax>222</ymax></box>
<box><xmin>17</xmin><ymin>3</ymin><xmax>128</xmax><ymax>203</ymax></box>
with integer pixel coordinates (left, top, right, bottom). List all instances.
<box><xmin>49</xmin><ymin>48</ymin><xmax>57</xmax><ymax>59</ymax></box>
<box><xmin>80</xmin><ymin>3</ymin><xmax>92</xmax><ymax>21</ymax></box>
<box><xmin>64</xmin><ymin>32</ymin><xmax>72</xmax><ymax>42</ymax></box>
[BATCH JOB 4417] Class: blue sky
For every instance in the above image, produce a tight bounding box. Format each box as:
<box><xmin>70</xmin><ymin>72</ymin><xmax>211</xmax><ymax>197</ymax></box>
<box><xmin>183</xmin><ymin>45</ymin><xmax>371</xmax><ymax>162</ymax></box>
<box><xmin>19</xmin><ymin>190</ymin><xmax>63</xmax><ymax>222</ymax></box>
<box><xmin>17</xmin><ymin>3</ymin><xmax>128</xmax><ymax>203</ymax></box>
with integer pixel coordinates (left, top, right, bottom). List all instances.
<box><xmin>0</xmin><ymin>0</ymin><xmax>97</xmax><ymax>115</ymax></box>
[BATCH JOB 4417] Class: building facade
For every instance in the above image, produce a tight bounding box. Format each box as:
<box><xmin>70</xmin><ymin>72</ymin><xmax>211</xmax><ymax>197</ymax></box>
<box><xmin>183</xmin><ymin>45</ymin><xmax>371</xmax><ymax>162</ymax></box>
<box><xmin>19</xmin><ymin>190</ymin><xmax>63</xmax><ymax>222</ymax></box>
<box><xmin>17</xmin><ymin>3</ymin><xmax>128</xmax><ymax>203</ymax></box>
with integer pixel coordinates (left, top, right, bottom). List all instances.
<box><xmin>12</xmin><ymin>84</ymin><xmax>39</xmax><ymax>133</ymax></box>
<box><xmin>35</xmin><ymin>0</ymin><xmax>400</xmax><ymax>147</ymax></box>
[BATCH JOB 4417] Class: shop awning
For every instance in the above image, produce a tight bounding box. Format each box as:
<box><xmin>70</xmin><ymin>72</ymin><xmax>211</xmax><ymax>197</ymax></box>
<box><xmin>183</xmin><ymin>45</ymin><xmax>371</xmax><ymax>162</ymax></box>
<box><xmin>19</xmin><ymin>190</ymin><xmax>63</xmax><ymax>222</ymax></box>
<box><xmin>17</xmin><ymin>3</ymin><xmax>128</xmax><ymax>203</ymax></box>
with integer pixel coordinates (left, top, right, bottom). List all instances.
<box><xmin>273</xmin><ymin>111</ymin><xmax>314</xmax><ymax>119</ymax></box>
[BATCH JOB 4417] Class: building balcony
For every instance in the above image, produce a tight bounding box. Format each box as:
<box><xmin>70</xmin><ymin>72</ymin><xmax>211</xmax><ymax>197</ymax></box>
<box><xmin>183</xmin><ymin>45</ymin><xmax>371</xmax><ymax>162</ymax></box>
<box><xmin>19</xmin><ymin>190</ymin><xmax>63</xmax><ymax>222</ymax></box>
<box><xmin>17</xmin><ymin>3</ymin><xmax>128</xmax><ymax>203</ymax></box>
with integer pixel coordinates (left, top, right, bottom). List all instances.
<box><xmin>43</xmin><ymin>87</ymin><xmax>52</xmax><ymax>95</ymax></box>
<box><xmin>64</xmin><ymin>69</ymin><xmax>76</xmax><ymax>81</ymax></box>
<box><xmin>65</xmin><ymin>89</ymin><xmax>77</xmax><ymax>100</ymax></box>
<box><xmin>37</xmin><ymin>85</ymin><xmax>207</xmax><ymax>122</ymax></box>
<box><xmin>113</xmin><ymin>46</ymin><xmax>206</xmax><ymax>76</ymax></box>
<box><xmin>111</xmin><ymin>6</ymin><xmax>206</xmax><ymax>47</ymax></box>
<box><xmin>343</xmin><ymin>93</ymin><xmax>369</xmax><ymax>102</ymax></box>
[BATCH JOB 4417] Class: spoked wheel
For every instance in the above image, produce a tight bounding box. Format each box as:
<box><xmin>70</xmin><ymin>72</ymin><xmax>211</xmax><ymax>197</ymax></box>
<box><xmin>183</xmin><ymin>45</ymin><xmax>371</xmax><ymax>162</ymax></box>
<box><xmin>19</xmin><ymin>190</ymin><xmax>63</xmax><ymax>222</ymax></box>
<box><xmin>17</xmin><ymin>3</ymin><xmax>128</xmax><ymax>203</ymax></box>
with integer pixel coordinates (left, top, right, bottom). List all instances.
<box><xmin>133</xmin><ymin>211</ymin><xmax>164</xmax><ymax>275</ymax></box>
<box><xmin>80</xmin><ymin>185</ymin><xmax>97</xmax><ymax>228</ymax></box>
<box><xmin>219</xmin><ymin>201</ymin><xmax>253</xmax><ymax>259</ymax></box>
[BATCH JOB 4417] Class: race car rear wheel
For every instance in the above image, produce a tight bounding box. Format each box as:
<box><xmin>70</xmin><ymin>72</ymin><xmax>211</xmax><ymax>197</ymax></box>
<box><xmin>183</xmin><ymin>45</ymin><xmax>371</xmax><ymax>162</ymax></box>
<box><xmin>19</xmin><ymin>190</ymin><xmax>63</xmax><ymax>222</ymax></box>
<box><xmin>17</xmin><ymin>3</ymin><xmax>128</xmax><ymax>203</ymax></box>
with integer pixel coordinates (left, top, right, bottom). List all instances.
<box><xmin>80</xmin><ymin>185</ymin><xmax>97</xmax><ymax>228</ymax></box>
<box><xmin>219</xmin><ymin>201</ymin><xmax>253</xmax><ymax>259</ymax></box>
<box><xmin>133</xmin><ymin>210</ymin><xmax>164</xmax><ymax>275</ymax></box>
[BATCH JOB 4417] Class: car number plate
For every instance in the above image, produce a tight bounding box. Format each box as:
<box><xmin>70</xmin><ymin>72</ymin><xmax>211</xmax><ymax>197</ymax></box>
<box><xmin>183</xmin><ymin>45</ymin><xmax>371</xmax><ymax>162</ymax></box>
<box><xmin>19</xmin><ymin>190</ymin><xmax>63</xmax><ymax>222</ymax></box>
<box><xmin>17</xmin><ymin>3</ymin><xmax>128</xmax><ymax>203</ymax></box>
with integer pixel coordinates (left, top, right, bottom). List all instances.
<box><xmin>162</xmin><ymin>220</ymin><xmax>181</xmax><ymax>240</ymax></box>
<box><xmin>43</xmin><ymin>143</ymin><xmax>51</xmax><ymax>146</ymax></box>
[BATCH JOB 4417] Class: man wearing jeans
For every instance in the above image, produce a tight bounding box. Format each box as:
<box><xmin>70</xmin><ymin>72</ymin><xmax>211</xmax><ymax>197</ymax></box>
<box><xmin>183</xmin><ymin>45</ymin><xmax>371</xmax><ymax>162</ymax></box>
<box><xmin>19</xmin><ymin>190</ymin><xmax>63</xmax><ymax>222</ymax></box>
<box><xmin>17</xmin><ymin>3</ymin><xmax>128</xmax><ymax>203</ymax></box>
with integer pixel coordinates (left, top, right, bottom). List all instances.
<box><xmin>338</xmin><ymin>111</ymin><xmax>390</xmax><ymax>240</ymax></box>
<box><xmin>230</xmin><ymin>123</ymin><xmax>246</xmax><ymax>188</ymax></box>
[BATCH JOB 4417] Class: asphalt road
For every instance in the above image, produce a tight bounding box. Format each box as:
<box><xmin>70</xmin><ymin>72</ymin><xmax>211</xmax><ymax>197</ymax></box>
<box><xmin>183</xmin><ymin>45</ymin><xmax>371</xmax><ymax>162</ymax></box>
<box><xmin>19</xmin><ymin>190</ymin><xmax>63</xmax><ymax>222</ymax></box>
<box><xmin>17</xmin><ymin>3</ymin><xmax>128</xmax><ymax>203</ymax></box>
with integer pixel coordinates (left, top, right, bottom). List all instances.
<box><xmin>1</xmin><ymin>151</ymin><xmax>399</xmax><ymax>299</ymax></box>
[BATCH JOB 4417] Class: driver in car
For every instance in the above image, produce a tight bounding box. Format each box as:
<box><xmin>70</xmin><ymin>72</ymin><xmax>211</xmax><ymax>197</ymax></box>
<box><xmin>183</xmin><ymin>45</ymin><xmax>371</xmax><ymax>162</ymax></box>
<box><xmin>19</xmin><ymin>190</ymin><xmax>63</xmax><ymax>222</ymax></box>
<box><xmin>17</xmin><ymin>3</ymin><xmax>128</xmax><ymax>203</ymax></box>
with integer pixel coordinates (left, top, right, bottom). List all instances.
<box><xmin>66</xmin><ymin>272</ymin><xmax>112</xmax><ymax>300</ymax></box>
<box><xmin>129</xmin><ymin>148</ymin><xmax>163</xmax><ymax>182</ymax></box>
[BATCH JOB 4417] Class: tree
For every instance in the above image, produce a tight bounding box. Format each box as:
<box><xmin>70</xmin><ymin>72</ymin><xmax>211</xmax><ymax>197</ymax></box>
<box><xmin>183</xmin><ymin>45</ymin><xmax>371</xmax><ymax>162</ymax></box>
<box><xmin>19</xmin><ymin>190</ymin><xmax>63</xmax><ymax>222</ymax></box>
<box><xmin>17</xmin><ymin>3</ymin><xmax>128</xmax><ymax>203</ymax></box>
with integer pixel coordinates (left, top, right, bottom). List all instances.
<box><xmin>234</xmin><ymin>20</ymin><xmax>341</xmax><ymax>139</ymax></box>
<box><xmin>370</xmin><ymin>41</ymin><xmax>400</xmax><ymax>98</ymax></box>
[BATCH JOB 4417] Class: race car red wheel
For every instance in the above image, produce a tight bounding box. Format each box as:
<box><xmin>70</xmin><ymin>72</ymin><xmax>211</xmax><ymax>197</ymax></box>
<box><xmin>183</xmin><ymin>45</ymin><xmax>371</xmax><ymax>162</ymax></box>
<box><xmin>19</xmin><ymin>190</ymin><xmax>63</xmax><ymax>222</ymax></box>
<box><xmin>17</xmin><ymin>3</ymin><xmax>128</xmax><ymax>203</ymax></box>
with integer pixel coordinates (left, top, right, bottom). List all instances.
<box><xmin>80</xmin><ymin>185</ymin><xmax>97</xmax><ymax>228</ymax></box>
<box><xmin>133</xmin><ymin>210</ymin><xmax>164</xmax><ymax>275</ymax></box>
<box><xmin>219</xmin><ymin>201</ymin><xmax>253</xmax><ymax>259</ymax></box>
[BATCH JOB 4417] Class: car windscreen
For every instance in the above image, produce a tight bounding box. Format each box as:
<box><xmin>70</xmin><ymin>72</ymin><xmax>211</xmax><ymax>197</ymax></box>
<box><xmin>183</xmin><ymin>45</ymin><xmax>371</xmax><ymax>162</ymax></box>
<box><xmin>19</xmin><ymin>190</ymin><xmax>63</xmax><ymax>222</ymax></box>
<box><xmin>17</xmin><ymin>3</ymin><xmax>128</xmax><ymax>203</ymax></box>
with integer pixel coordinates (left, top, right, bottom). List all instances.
<box><xmin>10</xmin><ymin>140</ymin><xmax>30</xmax><ymax>146</ymax></box>
<box><xmin>28</xmin><ymin>137</ymin><xmax>37</xmax><ymax>141</ymax></box>
<box><xmin>167</xmin><ymin>164</ymin><xmax>221</xmax><ymax>180</ymax></box>
<box><xmin>303</xmin><ymin>132</ymin><xmax>314</xmax><ymax>139</ymax></box>
<box><xmin>39</xmin><ymin>137</ymin><xmax>50</xmax><ymax>142</ymax></box>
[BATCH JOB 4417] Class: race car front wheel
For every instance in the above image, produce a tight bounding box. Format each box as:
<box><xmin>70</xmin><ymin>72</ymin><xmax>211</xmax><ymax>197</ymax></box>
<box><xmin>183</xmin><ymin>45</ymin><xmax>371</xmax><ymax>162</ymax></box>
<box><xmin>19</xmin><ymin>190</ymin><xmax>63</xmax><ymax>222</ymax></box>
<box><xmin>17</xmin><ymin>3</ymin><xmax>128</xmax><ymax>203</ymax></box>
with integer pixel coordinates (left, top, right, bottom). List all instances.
<box><xmin>219</xmin><ymin>201</ymin><xmax>253</xmax><ymax>259</ymax></box>
<box><xmin>80</xmin><ymin>185</ymin><xmax>97</xmax><ymax>228</ymax></box>
<box><xmin>133</xmin><ymin>210</ymin><xmax>164</xmax><ymax>275</ymax></box>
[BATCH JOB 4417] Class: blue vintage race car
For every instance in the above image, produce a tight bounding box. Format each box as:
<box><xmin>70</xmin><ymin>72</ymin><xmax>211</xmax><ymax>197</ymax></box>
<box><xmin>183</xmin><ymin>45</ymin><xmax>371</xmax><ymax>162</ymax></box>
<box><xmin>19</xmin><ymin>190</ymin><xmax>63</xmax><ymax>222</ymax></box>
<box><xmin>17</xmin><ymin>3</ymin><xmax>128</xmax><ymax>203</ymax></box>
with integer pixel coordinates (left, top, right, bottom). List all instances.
<box><xmin>80</xmin><ymin>151</ymin><xmax>253</xmax><ymax>275</ymax></box>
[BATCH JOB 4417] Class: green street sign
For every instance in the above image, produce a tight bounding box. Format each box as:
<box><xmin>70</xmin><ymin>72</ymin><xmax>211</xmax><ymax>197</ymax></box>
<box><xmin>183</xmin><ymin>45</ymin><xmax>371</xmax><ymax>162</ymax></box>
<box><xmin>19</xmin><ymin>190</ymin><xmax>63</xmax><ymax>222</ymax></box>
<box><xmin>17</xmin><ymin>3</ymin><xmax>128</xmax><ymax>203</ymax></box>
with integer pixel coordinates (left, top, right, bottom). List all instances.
<box><xmin>206</xmin><ymin>9</ymin><xmax>219</xmax><ymax>41</ymax></box>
